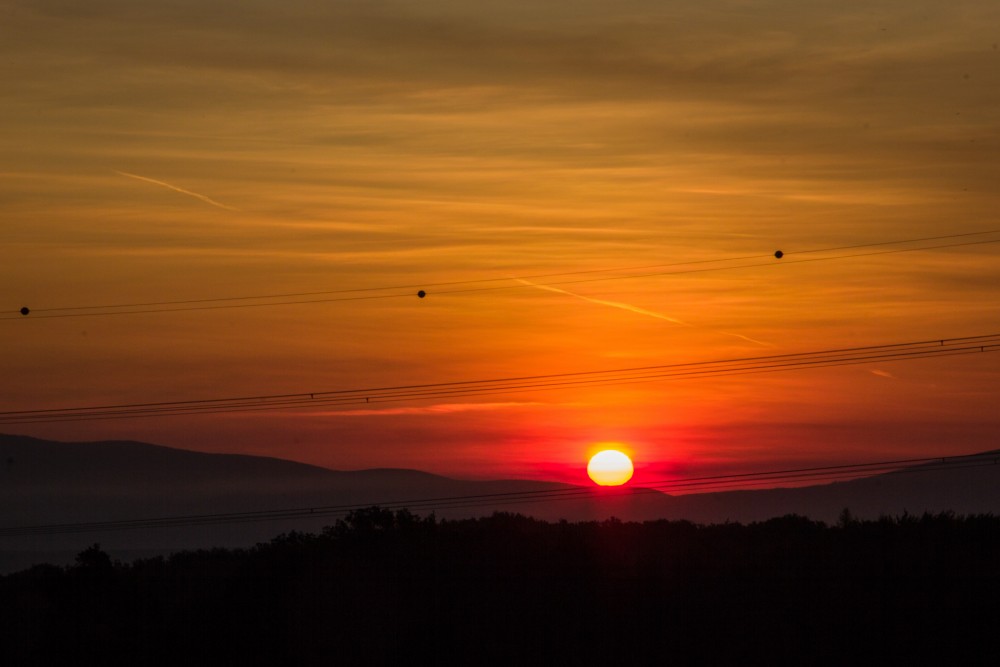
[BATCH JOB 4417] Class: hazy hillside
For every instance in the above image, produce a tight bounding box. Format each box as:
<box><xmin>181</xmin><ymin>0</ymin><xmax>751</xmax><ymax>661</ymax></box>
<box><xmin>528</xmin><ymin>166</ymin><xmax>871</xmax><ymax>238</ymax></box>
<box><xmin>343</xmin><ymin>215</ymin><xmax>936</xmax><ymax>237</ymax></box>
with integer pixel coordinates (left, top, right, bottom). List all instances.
<box><xmin>0</xmin><ymin>433</ymin><xmax>650</xmax><ymax>570</ymax></box>
<box><xmin>3</xmin><ymin>433</ymin><xmax>999</xmax><ymax>571</ymax></box>
<box><xmin>657</xmin><ymin>454</ymin><xmax>1000</xmax><ymax>524</ymax></box>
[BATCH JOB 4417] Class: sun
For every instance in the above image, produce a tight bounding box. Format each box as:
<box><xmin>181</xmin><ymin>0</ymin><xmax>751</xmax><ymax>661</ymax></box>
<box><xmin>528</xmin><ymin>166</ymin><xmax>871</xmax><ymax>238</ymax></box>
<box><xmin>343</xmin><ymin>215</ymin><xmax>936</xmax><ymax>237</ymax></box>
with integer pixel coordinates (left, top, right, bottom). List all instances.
<box><xmin>587</xmin><ymin>449</ymin><xmax>634</xmax><ymax>486</ymax></box>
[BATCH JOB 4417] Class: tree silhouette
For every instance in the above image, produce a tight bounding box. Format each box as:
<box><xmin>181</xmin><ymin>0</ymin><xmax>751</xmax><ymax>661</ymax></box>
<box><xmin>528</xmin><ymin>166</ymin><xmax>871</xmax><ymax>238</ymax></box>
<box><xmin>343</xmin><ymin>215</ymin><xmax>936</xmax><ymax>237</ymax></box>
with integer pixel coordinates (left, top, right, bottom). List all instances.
<box><xmin>2</xmin><ymin>510</ymin><xmax>999</xmax><ymax>664</ymax></box>
<box><xmin>73</xmin><ymin>543</ymin><xmax>113</xmax><ymax>573</ymax></box>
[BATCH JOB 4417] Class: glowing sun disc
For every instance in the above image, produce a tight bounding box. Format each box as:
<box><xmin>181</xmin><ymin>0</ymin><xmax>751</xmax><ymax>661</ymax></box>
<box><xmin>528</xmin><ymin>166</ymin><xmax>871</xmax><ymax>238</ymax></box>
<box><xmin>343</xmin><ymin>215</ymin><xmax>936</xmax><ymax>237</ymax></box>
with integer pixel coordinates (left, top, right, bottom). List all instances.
<box><xmin>587</xmin><ymin>450</ymin><xmax>634</xmax><ymax>486</ymax></box>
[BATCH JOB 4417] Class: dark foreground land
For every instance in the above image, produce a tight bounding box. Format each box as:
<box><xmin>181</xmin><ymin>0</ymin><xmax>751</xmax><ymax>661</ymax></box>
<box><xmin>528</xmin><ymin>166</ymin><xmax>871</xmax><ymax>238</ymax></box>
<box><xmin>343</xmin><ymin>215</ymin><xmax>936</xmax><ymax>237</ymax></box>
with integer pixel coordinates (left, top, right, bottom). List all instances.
<box><xmin>3</xmin><ymin>509</ymin><xmax>1000</xmax><ymax>665</ymax></box>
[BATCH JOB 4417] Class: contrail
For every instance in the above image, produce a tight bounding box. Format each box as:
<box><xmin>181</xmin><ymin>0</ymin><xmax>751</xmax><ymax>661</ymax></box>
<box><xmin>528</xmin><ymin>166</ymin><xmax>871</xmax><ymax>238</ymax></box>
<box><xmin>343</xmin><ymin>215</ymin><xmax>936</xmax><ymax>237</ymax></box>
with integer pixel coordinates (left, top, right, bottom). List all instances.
<box><xmin>719</xmin><ymin>331</ymin><xmax>775</xmax><ymax>348</ymax></box>
<box><xmin>517</xmin><ymin>278</ymin><xmax>773</xmax><ymax>347</ymax></box>
<box><xmin>115</xmin><ymin>170</ymin><xmax>239</xmax><ymax>211</ymax></box>
<box><xmin>516</xmin><ymin>278</ymin><xmax>689</xmax><ymax>325</ymax></box>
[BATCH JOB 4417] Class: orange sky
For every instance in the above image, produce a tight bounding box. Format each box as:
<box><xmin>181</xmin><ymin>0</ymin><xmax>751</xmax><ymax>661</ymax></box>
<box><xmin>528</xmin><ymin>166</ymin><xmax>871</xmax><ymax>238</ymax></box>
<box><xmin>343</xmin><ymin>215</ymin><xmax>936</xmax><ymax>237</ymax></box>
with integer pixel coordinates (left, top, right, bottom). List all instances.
<box><xmin>2</xmin><ymin>1</ymin><xmax>999</xmax><ymax>486</ymax></box>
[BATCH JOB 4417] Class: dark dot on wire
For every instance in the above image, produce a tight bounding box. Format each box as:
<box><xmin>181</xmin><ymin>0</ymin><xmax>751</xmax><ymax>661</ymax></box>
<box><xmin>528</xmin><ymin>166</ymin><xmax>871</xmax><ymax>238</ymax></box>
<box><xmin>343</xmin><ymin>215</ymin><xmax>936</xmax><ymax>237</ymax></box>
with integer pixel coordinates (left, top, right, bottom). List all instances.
<box><xmin>417</xmin><ymin>290</ymin><xmax>426</xmax><ymax>299</ymax></box>
<box><xmin>19</xmin><ymin>306</ymin><xmax>30</xmax><ymax>316</ymax></box>
<box><xmin>774</xmin><ymin>250</ymin><xmax>784</xmax><ymax>259</ymax></box>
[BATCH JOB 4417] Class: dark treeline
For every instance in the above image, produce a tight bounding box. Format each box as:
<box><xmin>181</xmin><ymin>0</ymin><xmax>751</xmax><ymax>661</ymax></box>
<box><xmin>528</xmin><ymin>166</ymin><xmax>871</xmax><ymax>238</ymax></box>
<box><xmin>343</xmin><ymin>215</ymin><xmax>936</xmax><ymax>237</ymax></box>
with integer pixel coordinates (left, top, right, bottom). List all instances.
<box><xmin>3</xmin><ymin>509</ymin><xmax>1000</xmax><ymax>665</ymax></box>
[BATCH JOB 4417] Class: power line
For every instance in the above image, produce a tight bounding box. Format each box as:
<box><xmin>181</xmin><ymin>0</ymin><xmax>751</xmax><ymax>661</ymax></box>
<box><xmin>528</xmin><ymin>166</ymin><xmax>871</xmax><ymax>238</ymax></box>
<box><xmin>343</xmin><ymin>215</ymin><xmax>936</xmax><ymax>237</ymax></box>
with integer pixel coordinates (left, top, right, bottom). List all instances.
<box><xmin>1</xmin><ymin>451</ymin><xmax>996</xmax><ymax>538</ymax></box>
<box><xmin>2</xmin><ymin>333</ymin><xmax>998</xmax><ymax>424</ymax></box>
<box><xmin>7</xmin><ymin>228</ymin><xmax>1000</xmax><ymax>320</ymax></box>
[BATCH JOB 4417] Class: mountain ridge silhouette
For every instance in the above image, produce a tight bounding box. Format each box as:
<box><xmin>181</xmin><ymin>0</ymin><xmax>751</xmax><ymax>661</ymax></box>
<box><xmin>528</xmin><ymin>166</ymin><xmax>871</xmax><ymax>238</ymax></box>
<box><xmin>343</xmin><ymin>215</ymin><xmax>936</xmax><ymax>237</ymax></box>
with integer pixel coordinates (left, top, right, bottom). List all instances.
<box><xmin>3</xmin><ymin>432</ymin><xmax>999</xmax><ymax>571</ymax></box>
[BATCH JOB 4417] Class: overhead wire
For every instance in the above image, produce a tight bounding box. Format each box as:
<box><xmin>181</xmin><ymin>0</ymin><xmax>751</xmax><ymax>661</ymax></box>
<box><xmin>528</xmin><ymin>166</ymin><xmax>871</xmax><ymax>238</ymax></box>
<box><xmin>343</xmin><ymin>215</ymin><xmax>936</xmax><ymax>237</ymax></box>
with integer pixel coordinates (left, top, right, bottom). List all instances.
<box><xmin>6</xmin><ymin>228</ymin><xmax>1000</xmax><ymax>320</ymax></box>
<box><xmin>2</xmin><ymin>333</ymin><xmax>998</xmax><ymax>424</ymax></box>
<box><xmin>4</xmin><ymin>232</ymin><xmax>999</xmax><ymax>534</ymax></box>
<box><xmin>1</xmin><ymin>451</ymin><xmax>996</xmax><ymax>538</ymax></box>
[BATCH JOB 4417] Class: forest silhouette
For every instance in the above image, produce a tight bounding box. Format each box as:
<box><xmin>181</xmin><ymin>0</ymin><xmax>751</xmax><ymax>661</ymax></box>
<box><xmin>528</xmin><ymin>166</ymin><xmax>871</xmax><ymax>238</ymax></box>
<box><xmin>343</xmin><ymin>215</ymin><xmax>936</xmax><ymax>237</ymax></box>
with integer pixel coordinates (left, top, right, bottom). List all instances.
<box><xmin>3</xmin><ymin>508</ymin><xmax>999</xmax><ymax>664</ymax></box>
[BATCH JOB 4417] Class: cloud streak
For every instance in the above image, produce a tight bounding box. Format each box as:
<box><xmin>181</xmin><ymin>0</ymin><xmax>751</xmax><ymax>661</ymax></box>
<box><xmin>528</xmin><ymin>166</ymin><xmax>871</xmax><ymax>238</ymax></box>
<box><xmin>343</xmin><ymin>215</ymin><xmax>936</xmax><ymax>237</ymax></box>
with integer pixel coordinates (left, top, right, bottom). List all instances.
<box><xmin>516</xmin><ymin>278</ymin><xmax>688</xmax><ymax>325</ymax></box>
<box><xmin>517</xmin><ymin>278</ymin><xmax>773</xmax><ymax>346</ymax></box>
<box><xmin>115</xmin><ymin>170</ymin><xmax>239</xmax><ymax>211</ymax></box>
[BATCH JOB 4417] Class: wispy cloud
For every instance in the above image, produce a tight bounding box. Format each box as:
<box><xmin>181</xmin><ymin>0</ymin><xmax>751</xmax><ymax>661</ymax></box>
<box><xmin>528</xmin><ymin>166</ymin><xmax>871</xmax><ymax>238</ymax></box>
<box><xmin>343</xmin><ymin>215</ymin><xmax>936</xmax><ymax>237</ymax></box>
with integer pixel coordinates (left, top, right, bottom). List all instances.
<box><xmin>516</xmin><ymin>278</ymin><xmax>689</xmax><ymax>325</ymax></box>
<box><xmin>720</xmin><ymin>331</ymin><xmax>775</xmax><ymax>348</ymax></box>
<box><xmin>517</xmin><ymin>278</ymin><xmax>773</xmax><ymax>347</ymax></box>
<box><xmin>115</xmin><ymin>170</ymin><xmax>239</xmax><ymax>211</ymax></box>
<box><xmin>870</xmin><ymin>369</ymin><xmax>896</xmax><ymax>379</ymax></box>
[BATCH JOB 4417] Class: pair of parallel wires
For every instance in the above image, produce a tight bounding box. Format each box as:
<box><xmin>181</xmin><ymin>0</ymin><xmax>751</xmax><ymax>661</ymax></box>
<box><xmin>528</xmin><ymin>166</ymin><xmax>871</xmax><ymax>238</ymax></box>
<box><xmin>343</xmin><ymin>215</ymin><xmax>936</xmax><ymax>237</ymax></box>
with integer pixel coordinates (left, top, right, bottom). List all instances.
<box><xmin>1</xmin><ymin>333</ymin><xmax>998</xmax><ymax>424</ymax></box>
<box><xmin>5</xmin><ymin>228</ymin><xmax>1000</xmax><ymax>319</ymax></box>
<box><xmin>4</xmin><ymin>229</ymin><xmax>999</xmax><ymax>537</ymax></box>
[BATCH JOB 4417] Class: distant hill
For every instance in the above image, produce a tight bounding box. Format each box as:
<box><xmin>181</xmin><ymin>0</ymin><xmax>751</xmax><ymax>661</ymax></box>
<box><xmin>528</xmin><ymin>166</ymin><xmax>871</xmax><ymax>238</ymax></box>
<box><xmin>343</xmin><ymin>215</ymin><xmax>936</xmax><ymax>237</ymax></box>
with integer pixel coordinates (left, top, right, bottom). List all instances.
<box><xmin>0</xmin><ymin>433</ymin><xmax>620</xmax><ymax>571</ymax></box>
<box><xmin>3</xmin><ymin>433</ymin><xmax>999</xmax><ymax>571</ymax></box>
<box><xmin>655</xmin><ymin>452</ymin><xmax>1000</xmax><ymax>524</ymax></box>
